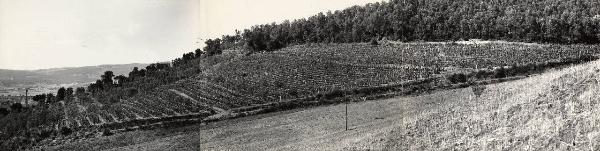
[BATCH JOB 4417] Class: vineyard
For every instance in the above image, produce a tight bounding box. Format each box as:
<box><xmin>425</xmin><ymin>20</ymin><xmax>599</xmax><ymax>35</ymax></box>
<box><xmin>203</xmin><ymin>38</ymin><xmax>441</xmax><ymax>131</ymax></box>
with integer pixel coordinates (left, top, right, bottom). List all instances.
<box><xmin>54</xmin><ymin>42</ymin><xmax>600</xmax><ymax>133</ymax></box>
<box><xmin>197</xmin><ymin>43</ymin><xmax>600</xmax><ymax>100</ymax></box>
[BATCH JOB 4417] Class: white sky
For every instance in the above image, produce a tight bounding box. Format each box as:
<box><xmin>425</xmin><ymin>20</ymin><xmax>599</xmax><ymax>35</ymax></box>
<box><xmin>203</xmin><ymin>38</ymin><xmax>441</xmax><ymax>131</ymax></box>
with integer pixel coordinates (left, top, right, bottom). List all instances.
<box><xmin>0</xmin><ymin>0</ymin><xmax>384</xmax><ymax>70</ymax></box>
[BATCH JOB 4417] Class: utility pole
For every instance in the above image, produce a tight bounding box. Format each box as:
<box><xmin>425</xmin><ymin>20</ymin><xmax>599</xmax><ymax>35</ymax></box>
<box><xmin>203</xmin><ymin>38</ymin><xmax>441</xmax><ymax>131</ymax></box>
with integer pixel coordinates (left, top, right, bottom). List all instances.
<box><xmin>25</xmin><ymin>88</ymin><xmax>30</xmax><ymax>136</ymax></box>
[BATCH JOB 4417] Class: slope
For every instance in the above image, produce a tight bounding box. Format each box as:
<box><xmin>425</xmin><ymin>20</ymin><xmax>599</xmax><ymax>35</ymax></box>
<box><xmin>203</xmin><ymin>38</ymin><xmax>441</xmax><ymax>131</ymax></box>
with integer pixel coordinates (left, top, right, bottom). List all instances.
<box><xmin>57</xmin><ymin>43</ymin><xmax>600</xmax><ymax>131</ymax></box>
<box><xmin>42</xmin><ymin>56</ymin><xmax>600</xmax><ymax>151</ymax></box>
<box><xmin>385</xmin><ymin>58</ymin><xmax>600</xmax><ymax>150</ymax></box>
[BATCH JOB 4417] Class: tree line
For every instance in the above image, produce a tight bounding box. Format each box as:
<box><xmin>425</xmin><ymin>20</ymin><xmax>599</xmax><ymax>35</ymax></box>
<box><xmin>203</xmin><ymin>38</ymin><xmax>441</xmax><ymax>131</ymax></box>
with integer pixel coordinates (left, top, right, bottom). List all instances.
<box><xmin>201</xmin><ymin>0</ymin><xmax>600</xmax><ymax>53</ymax></box>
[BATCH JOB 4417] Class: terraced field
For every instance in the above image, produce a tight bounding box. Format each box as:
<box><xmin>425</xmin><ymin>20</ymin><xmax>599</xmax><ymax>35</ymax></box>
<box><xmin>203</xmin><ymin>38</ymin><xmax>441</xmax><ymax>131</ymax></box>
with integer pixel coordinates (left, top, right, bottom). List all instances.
<box><xmin>58</xmin><ymin>43</ymin><xmax>600</xmax><ymax>134</ymax></box>
<box><xmin>45</xmin><ymin>59</ymin><xmax>600</xmax><ymax>151</ymax></box>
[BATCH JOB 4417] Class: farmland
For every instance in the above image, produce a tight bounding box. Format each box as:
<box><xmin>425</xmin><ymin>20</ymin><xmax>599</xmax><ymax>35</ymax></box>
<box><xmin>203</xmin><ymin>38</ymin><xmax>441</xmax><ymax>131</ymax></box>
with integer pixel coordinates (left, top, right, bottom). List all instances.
<box><xmin>3</xmin><ymin>42</ymin><xmax>598</xmax><ymax>150</ymax></box>
<box><xmin>54</xmin><ymin>42</ymin><xmax>600</xmax><ymax>133</ymax></box>
<box><xmin>43</xmin><ymin>59</ymin><xmax>600</xmax><ymax>150</ymax></box>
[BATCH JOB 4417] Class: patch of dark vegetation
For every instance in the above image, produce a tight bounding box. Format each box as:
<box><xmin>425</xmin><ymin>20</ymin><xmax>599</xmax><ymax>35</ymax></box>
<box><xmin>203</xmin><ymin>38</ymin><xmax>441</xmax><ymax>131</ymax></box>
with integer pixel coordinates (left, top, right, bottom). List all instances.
<box><xmin>450</xmin><ymin>55</ymin><xmax>599</xmax><ymax>84</ymax></box>
<box><xmin>60</xmin><ymin>127</ymin><xmax>73</xmax><ymax>136</ymax></box>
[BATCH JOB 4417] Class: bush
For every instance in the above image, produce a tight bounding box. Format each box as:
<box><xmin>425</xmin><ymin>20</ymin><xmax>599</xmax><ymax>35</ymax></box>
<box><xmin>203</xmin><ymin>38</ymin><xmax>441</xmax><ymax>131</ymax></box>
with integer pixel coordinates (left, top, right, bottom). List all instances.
<box><xmin>493</xmin><ymin>67</ymin><xmax>507</xmax><ymax>78</ymax></box>
<box><xmin>60</xmin><ymin>127</ymin><xmax>72</xmax><ymax>136</ymax></box>
<box><xmin>474</xmin><ymin>70</ymin><xmax>489</xmax><ymax>79</ymax></box>
<box><xmin>275</xmin><ymin>81</ymin><xmax>285</xmax><ymax>88</ymax></box>
<box><xmin>288</xmin><ymin>90</ymin><xmax>298</xmax><ymax>97</ymax></box>
<box><xmin>324</xmin><ymin>90</ymin><xmax>347</xmax><ymax>100</ymax></box>
<box><xmin>448</xmin><ymin>73</ymin><xmax>468</xmax><ymax>84</ymax></box>
<box><xmin>10</xmin><ymin>103</ymin><xmax>23</xmax><ymax>113</ymax></box>
<box><xmin>0</xmin><ymin>108</ymin><xmax>8</xmax><ymax>117</ymax></box>
<box><xmin>370</xmin><ymin>38</ymin><xmax>379</xmax><ymax>46</ymax></box>
<box><xmin>102</xmin><ymin>129</ymin><xmax>113</xmax><ymax>136</ymax></box>
<box><xmin>127</xmin><ymin>88</ymin><xmax>138</xmax><ymax>97</ymax></box>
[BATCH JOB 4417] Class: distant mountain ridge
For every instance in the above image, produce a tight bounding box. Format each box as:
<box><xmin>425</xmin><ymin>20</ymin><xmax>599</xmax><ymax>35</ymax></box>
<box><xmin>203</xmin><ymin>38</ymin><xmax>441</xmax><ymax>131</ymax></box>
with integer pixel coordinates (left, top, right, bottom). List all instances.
<box><xmin>0</xmin><ymin>63</ymin><xmax>149</xmax><ymax>95</ymax></box>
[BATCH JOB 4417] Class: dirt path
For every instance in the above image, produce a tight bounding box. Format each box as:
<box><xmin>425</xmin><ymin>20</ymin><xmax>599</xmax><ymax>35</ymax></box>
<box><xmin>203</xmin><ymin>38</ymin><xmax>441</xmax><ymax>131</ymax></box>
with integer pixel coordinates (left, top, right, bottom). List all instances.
<box><xmin>169</xmin><ymin>89</ymin><xmax>226</xmax><ymax>113</ymax></box>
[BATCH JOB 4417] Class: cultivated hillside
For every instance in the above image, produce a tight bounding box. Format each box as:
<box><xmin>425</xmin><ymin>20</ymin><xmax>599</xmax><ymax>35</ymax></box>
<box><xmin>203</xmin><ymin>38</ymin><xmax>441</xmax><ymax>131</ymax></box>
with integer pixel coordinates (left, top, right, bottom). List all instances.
<box><xmin>45</xmin><ymin>57</ymin><xmax>600</xmax><ymax>151</ymax></box>
<box><xmin>57</xmin><ymin>42</ymin><xmax>600</xmax><ymax>132</ymax></box>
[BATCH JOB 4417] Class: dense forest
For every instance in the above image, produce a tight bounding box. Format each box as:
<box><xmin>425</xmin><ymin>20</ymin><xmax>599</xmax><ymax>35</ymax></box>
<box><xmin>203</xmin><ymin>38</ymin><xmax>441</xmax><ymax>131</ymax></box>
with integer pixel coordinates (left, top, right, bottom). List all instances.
<box><xmin>234</xmin><ymin>0</ymin><xmax>600</xmax><ymax>52</ymax></box>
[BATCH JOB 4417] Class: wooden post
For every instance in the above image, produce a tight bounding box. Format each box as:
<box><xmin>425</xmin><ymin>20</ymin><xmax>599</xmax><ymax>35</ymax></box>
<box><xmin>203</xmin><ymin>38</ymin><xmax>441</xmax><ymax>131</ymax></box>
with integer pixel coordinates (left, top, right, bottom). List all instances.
<box><xmin>345</xmin><ymin>102</ymin><xmax>348</xmax><ymax>131</ymax></box>
<box><xmin>25</xmin><ymin>89</ymin><xmax>28</xmax><ymax>108</ymax></box>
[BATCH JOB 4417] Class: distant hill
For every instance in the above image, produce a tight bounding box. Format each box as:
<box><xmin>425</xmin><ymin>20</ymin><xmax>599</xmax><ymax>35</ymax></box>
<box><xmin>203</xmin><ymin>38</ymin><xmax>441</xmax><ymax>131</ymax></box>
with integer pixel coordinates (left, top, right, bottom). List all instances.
<box><xmin>0</xmin><ymin>63</ymin><xmax>148</xmax><ymax>95</ymax></box>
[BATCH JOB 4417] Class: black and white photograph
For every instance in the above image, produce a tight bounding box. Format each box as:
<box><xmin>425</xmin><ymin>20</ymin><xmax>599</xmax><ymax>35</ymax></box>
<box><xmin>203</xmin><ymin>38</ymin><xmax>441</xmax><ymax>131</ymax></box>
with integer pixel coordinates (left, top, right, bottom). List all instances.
<box><xmin>1</xmin><ymin>0</ymin><xmax>600</xmax><ymax>150</ymax></box>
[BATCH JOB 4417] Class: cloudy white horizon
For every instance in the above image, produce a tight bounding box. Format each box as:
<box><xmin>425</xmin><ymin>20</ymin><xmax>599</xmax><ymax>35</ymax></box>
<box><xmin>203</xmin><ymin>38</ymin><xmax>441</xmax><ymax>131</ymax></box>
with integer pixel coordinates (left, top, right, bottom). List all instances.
<box><xmin>0</xmin><ymin>0</ymin><xmax>383</xmax><ymax>70</ymax></box>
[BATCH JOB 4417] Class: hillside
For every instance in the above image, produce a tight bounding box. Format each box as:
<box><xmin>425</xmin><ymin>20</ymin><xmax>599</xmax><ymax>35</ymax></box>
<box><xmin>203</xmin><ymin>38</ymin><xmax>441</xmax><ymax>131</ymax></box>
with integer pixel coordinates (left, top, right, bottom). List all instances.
<box><xmin>3</xmin><ymin>0</ymin><xmax>600</xmax><ymax>150</ymax></box>
<box><xmin>44</xmin><ymin>56</ymin><xmax>600</xmax><ymax>150</ymax></box>
<box><xmin>385</xmin><ymin>56</ymin><xmax>600</xmax><ymax>150</ymax></box>
<box><xmin>1</xmin><ymin>41</ymin><xmax>596</xmax><ymax>150</ymax></box>
<box><xmin>56</xmin><ymin>42</ymin><xmax>600</xmax><ymax>132</ymax></box>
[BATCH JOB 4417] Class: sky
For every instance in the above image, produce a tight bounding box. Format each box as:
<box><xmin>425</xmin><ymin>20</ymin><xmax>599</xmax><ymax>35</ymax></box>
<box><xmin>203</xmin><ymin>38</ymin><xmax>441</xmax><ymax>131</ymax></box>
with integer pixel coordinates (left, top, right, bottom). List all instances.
<box><xmin>0</xmin><ymin>0</ymin><xmax>384</xmax><ymax>70</ymax></box>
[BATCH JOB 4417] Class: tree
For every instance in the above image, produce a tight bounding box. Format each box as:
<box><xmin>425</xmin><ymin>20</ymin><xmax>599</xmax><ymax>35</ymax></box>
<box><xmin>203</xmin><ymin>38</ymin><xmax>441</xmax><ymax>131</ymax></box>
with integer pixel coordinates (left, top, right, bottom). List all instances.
<box><xmin>195</xmin><ymin>48</ymin><xmax>204</xmax><ymax>58</ymax></box>
<box><xmin>57</xmin><ymin>87</ymin><xmax>66</xmax><ymax>101</ymax></box>
<box><xmin>114</xmin><ymin>75</ymin><xmax>128</xmax><ymax>86</ymax></box>
<box><xmin>186</xmin><ymin>52</ymin><xmax>196</xmax><ymax>60</ymax></box>
<box><xmin>75</xmin><ymin>87</ymin><xmax>86</xmax><ymax>95</ymax></box>
<box><xmin>494</xmin><ymin>67</ymin><xmax>507</xmax><ymax>78</ymax></box>
<box><xmin>139</xmin><ymin>69</ymin><xmax>146</xmax><ymax>77</ymax></box>
<box><xmin>46</xmin><ymin>93</ymin><xmax>55</xmax><ymax>103</ymax></box>
<box><xmin>244</xmin><ymin>26</ymin><xmax>271</xmax><ymax>52</ymax></box>
<box><xmin>10</xmin><ymin>103</ymin><xmax>23</xmax><ymax>112</ymax></box>
<box><xmin>32</xmin><ymin>94</ymin><xmax>46</xmax><ymax>103</ymax></box>
<box><xmin>129</xmin><ymin>67</ymin><xmax>140</xmax><ymax>80</ymax></box>
<box><xmin>88</xmin><ymin>80</ymin><xmax>104</xmax><ymax>93</ymax></box>
<box><xmin>204</xmin><ymin>38</ymin><xmax>223</xmax><ymax>56</ymax></box>
<box><xmin>66</xmin><ymin>87</ymin><xmax>74</xmax><ymax>98</ymax></box>
<box><xmin>101</xmin><ymin>71</ymin><xmax>115</xmax><ymax>85</ymax></box>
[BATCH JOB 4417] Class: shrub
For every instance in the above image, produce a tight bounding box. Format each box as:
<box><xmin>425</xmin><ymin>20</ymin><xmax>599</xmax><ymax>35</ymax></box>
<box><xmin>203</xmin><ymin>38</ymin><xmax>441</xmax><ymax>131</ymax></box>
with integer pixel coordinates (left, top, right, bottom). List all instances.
<box><xmin>0</xmin><ymin>108</ymin><xmax>8</xmax><ymax>117</ymax></box>
<box><xmin>324</xmin><ymin>90</ymin><xmax>346</xmax><ymax>100</ymax></box>
<box><xmin>370</xmin><ymin>38</ymin><xmax>379</xmax><ymax>46</ymax></box>
<box><xmin>288</xmin><ymin>90</ymin><xmax>298</xmax><ymax>97</ymax></box>
<box><xmin>10</xmin><ymin>103</ymin><xmax>23</xmax><ymax>113</ymax></box>
<box><xmin>60</xmin><ymin>127</ymin><xmax>72</xmax><ymax>136</ymax></box>
<box><xmin>102</xmin><ymin>129</ymin><xmax>113</xmax><ymax>136</ymax></box>
<box><xmin>493</xmin><ymin>67</ymin><xmax>507</xmax><ymax>78</ymax></box>
<box><xmin>448</xmin><ymin>73</ymin><xmax>468</xmax><ymax>84</ymax></box>
<box><xmin>474</xmin><ymin>70</ymin><xmax>489</xmax><ymax>79</ymax></box>
<box><xmin>127</xmin><ymin>88</ymin><xmax>138</xmax><ymax>97</ymax></box>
